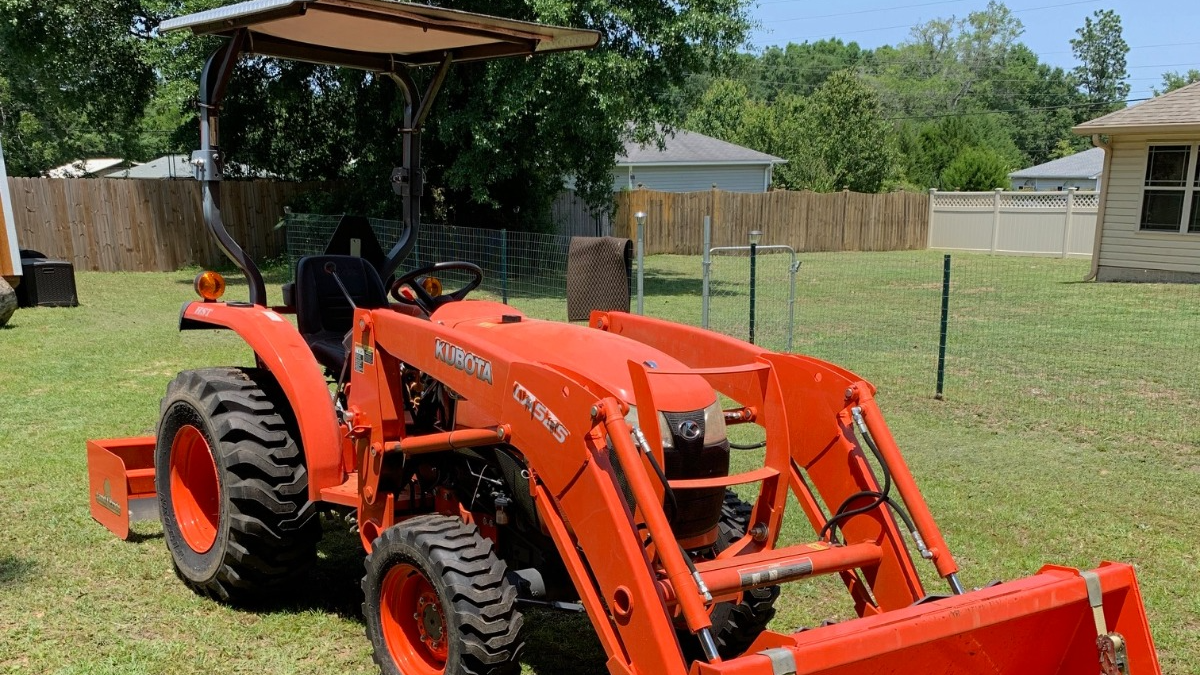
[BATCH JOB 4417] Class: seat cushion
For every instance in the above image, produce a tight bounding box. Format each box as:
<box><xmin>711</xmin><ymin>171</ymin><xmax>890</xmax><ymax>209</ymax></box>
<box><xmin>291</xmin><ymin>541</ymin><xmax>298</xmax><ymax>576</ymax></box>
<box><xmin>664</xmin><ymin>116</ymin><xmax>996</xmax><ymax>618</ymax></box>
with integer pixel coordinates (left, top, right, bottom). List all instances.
<box><xmin>308</xmin><ymin>332</ymin><xmax>351</xmax><ymax>374</ymax></box>
<box><xmin>294</xmin><ymin>255</ymin><xmax>388</xmax><ymax>373</ymax></box>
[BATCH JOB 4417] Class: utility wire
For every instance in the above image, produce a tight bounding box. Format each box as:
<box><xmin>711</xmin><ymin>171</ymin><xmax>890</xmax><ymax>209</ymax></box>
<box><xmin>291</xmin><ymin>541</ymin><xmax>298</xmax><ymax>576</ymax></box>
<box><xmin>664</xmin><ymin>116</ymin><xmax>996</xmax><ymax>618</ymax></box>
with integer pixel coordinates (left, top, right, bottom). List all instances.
<box><xmin>719</xmin><ymin>55</ymin><xmax>1200</xmax><ymax>84</ymax></box>
<box><xmin>879</xmin><ymin>96</ymin><xmax>1150</xmax><ymax>120</ymax></box>
<box><xmin>764</xmin><ymin>0</ymin><xmax>974</xmax><ymax>22</ymax></box>
<box><xmin>770</xmin><ymin>0</ymin><xmax>1103</xmax><ymax>42</ymax></box>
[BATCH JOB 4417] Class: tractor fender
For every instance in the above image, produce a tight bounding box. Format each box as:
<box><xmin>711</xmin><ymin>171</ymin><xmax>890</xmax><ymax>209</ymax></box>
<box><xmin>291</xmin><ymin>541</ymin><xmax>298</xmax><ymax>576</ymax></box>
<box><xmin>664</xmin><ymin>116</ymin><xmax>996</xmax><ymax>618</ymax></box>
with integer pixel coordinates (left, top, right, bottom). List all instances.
<box><xmin>179</xmin><ymin>301</ymin><xmax>342</xmax><ymax>500</ymax></box>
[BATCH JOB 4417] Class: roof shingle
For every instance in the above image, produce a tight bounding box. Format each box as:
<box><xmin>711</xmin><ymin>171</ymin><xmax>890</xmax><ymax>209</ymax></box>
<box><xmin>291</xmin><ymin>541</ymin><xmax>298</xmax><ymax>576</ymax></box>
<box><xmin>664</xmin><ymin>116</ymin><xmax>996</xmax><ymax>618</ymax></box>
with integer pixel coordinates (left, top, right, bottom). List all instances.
<box><xmin>1074</xmin><ymin>81</ymin><xmax>1200</xmax><ymax>134</ymax></box>
<box><xmin>1009</xmin><ymin>147</ymin><xmax>1104</xmax><ymax>179</ymax></box>
<box><xmin>619</xmin><ymin>128</ymin><xmax>784</xmax><ymax>165</ymax></box>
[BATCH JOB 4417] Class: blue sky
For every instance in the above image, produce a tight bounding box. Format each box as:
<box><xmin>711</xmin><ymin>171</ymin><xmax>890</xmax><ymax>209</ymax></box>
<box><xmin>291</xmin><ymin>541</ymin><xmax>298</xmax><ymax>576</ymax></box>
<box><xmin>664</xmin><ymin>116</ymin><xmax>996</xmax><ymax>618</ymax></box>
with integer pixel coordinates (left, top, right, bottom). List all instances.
<box><xmin>748</xmin><ymin>0</ymin><xmax>1200</xmax><ymax>98</ymax></box>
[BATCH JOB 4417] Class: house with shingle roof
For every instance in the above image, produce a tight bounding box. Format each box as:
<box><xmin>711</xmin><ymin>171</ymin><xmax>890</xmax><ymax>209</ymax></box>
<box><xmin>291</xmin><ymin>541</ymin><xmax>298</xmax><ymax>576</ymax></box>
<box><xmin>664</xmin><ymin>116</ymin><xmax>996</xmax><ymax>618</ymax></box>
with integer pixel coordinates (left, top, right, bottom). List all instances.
<box><xmin>1009</xmin><ymin>147</ymin><xmax>1104</xmax><ymax>191</ymax></box>
<box><xmin>1073</xmin><ymin>81</ymin><xmax>1200</xmax><ymax>282</ymax></box>
<box><xmin>613</xmin><ymin>128</ymin><xmax>785</xmax><ymax>193</ymax></box>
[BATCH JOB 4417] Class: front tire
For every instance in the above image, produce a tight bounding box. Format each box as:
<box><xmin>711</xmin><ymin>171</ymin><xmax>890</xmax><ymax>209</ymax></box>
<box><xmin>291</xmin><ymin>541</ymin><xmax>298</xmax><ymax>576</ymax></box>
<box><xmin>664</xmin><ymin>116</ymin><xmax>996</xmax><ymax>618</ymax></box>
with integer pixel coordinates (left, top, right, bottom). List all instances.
<box><xmin>363</xmin><ymin>515</ymin><xmax>524</xmax><ymax>675</ymax></box>
<box><xmin>155</xmin><ymin>367</ymin><xmax>320</xmax><ymax>603</ymax></box>
<box><xmin>709</xmin><ymin>491</ymin><xmax>780</xmax><ymax>657</ymax></box>
<box><xmin>678</xmin><ymin>491</ymin><xmax>780</xmax><ymax>661</ymax></box>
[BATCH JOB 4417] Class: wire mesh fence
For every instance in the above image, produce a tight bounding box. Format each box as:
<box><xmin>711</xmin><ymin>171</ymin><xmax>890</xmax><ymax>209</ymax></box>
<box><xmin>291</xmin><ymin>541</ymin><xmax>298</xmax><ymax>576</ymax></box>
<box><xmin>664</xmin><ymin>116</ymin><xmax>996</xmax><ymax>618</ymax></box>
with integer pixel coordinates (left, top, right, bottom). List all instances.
<box><xmin>285</xmin><ymin>213</ymin><xmax>1199</xmax><ymax>452</ymax></box>
<box><xmin>285</xmin><ymin>214</ymin><xmax>571</xmax><ymax>319</ymax></box>
<box><xmin>650</xmin><ymin>249</ymin><xmax>1199</xmax><ymax>451</ymax></box>
<box><xmin>943</xmin><ymin>254</ymin><xmax>1200</xmax><ymax>453</ymax></box>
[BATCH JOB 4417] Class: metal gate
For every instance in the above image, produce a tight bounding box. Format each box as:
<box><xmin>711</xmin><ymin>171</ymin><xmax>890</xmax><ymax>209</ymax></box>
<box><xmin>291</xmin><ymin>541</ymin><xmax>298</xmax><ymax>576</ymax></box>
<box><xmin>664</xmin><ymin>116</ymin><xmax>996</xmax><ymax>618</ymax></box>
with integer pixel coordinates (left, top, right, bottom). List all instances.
<box><xmin>701</xmin><ymin>220</ymin><xmax>798</xmax><ymax>351</ymax></box>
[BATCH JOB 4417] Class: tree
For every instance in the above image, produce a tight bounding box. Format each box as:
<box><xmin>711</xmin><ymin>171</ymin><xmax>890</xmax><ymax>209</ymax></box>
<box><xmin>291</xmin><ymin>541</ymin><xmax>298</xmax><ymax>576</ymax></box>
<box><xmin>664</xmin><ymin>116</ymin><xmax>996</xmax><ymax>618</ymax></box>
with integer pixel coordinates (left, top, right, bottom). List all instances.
<box><xmin>897</xmin><ymin>114</ymin><xmax>1020</xmax><ymax>189</ymax></box>
<box><xmin>684</xmin><ymin>79</ymin><xmax>756</xmax><ymax>144</ymax></box>
<box><xmin>1070</xmin><ymin>10</ymin><xmax>1130</xmax><ymax>107</ymax></box>
<box><xmin>0</xmin><ymin>0</ymin><xmax>754</xmax><ymax>230</ymax></box>
<box><xmin>940</xmin><ymin>146</ymin><xmax>1011</xmax><ymax>191</ymax></box>
<box><xmin>0</xmin><ymin>0</ymin><xmax>157</xmax><ymax>174</ymax></box>
<box><xmin>795</xmin><ymin>71</ymin><xmax>894</xmax><ymax>192</ymax></box>
<box><xmin>1156</xmin><ymin>70</ymin><xmax>1200</xmax><ymax>95</ymax></box>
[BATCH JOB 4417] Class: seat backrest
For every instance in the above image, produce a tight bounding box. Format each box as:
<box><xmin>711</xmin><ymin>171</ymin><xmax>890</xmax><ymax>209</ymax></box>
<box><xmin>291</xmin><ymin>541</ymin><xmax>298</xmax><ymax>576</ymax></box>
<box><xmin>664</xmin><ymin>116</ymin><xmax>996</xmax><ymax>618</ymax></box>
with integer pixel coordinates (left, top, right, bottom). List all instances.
<box><xmin>294</xmin><ymin>255</ymin><xmax>388</xmax><ymax>339</ymax></box>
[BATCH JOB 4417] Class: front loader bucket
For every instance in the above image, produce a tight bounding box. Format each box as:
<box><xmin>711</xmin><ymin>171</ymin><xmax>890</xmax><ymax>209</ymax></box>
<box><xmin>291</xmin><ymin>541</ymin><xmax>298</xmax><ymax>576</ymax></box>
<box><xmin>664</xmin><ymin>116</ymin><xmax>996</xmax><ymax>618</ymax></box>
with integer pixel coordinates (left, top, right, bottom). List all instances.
<box><xmin>697</xmin><ymin>562</ymin><xmax>1160</xmax><ymax>675</ymax></box>
<box><xmin>87</xmin><ymin>437</ymin><xmax>158</xmax><ymax>539</ymax></box>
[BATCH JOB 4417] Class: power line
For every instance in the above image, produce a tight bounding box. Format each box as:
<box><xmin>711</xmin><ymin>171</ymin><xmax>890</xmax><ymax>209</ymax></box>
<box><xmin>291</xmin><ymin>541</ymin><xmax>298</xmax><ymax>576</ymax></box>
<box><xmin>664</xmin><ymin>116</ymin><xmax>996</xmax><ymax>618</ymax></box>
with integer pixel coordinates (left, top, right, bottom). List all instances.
<box><xmin>725</xmin><ymin>52</ymin><xmax>1200</xmax><ymax>83</ymax></box>
<box><xmin>880</xmin><ymin>96</ymin><xmax>1150</xmax><ymax>120</ymax></box>
<box><xmin>765</xmin><ymin>0</ymin><xmax>974</xmax><ymax>22</ymax></box>
<box><xmin>769</xmin><ymin>0</ymin><xmax>1103</xmax><ymax>42</ymax></box>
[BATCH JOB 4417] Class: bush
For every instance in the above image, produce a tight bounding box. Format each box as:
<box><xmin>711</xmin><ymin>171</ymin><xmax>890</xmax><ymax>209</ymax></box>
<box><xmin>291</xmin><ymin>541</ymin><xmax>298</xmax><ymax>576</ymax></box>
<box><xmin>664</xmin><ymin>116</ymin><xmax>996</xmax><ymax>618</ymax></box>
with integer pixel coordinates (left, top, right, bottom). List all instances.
<box><xmin>940</xmin><ymin>147</ymin><xmax>1011</xmax><ymax>191</ymax></box>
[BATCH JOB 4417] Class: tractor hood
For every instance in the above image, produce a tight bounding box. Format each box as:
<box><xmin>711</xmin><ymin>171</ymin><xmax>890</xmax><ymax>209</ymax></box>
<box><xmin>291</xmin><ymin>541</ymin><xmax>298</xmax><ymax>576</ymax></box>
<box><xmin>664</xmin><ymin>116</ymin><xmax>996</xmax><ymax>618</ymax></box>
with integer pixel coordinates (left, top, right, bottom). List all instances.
<box><xmin>431</xmin><ymin>302</ymin><xmax>715</xmax><ymax>412</ymax></box>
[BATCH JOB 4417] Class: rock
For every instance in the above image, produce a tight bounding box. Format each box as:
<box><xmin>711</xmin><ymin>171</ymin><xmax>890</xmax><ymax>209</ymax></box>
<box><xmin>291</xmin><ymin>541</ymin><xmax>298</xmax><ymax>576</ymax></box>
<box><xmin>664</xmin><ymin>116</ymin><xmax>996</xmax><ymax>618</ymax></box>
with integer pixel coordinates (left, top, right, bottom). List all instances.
<box><xmin>0</xmin><ymin>277</ymin><xmax>16</xmax><ymax>327</ymax></box>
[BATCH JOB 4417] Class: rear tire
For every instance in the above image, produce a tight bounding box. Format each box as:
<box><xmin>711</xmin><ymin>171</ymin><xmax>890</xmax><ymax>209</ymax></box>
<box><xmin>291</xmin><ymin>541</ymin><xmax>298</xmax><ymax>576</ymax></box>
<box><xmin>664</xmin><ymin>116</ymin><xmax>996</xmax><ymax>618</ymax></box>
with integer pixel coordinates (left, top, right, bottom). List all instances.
<box><xmin>363</xmin><ymin>515</ymin><xmax>524</xmax><ymax>675</ymax></box>
<box><xmin>155</xmin><ymin>367</ymin><xmax>320</xmax><ymax>603</ymax></box>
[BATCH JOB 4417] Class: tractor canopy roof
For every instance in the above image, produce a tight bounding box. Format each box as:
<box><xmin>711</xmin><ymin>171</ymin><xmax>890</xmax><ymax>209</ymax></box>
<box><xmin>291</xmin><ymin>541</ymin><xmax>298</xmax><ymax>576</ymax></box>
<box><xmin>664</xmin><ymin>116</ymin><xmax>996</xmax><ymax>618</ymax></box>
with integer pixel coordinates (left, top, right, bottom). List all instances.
<box><xmin>159</xmin><ymin>0</ymin><xmax>600</xmax><ymax>70</ymax></box>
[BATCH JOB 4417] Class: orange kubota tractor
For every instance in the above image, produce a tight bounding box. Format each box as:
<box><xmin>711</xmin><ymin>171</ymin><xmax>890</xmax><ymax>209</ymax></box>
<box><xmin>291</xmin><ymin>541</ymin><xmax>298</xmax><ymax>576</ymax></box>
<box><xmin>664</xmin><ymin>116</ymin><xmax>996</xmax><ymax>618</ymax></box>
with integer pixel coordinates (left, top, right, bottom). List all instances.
<box><xmin>87</xmin><ymin>2</ymin><xmax>1162</xmax><ymax>674</ymax></box>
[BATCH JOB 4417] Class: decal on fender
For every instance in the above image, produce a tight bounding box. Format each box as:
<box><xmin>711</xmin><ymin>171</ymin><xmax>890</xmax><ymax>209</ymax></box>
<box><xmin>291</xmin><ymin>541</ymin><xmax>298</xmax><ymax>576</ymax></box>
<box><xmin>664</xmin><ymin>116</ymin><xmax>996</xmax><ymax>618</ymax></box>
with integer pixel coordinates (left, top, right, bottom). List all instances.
<box><xmin>96</xmin><ymin>478</ymin><xmax>121</xmax><ymax>516</ymax></box>
<box><xmin>434</xmin><ymin>339</ymin><xmax>493</xmax><ymax>385</ymax></box>
<box><xmin>512</xmin><ymin>382</ymin><xmax>569</xmax><ymax>443</ymax></box>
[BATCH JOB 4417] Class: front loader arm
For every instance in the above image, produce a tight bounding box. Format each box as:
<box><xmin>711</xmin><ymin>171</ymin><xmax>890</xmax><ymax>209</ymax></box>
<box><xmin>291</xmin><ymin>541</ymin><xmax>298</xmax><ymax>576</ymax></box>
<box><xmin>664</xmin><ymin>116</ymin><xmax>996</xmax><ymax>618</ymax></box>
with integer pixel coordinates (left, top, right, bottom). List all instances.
<box><xmin>599</xmin><ymin>311</ymin><xmax>953</xmax><ymax>608</ymax></box>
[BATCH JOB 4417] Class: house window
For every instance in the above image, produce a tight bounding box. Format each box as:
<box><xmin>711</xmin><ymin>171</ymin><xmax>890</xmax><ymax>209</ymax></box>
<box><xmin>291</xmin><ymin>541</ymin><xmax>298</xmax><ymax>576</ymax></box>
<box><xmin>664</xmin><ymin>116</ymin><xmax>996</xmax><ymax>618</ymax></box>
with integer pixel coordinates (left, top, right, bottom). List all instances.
<box><xmin>1140</xmin><ymin>144</ymin><xmax>1200</xmax><ymax>233</ymax></box>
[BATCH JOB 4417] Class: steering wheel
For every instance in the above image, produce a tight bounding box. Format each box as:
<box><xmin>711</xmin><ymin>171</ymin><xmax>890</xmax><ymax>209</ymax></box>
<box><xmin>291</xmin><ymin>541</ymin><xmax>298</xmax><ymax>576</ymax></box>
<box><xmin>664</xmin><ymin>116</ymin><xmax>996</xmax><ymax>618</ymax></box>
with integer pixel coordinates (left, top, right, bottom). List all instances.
<box><xmin>389</xmin><ymin>262</ymin><xmax>484</xmax><ymax>314</ymax></box>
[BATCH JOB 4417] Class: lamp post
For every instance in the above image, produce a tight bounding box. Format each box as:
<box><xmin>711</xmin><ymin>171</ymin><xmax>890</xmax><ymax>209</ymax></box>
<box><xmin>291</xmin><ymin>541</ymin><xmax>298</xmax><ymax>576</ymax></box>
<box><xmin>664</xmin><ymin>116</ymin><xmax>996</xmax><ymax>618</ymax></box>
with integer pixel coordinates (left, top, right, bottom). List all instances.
<box><xmin>748</xmin><ymin>230</ymin><xmax>762</xmax><ymax>344</ymax></box>
<box><xmin>635</xmin><ymin>211</ymin><xmax>646</xmax><ymax>315</ymax></box>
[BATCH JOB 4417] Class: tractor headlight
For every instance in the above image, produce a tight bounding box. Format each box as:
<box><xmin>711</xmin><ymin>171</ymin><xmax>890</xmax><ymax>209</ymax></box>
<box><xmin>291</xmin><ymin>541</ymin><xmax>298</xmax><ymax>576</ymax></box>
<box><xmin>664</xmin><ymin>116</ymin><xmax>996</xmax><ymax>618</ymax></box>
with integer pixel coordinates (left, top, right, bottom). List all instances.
<box><xmin>702</xmin><ymin>400</ymin><xmax>728</xmax><ymax>445</ymax></box>
<box><xmin>624</xmin><ymin>406</ymin><xmax>675</xmax><ymax>449</ymax></box>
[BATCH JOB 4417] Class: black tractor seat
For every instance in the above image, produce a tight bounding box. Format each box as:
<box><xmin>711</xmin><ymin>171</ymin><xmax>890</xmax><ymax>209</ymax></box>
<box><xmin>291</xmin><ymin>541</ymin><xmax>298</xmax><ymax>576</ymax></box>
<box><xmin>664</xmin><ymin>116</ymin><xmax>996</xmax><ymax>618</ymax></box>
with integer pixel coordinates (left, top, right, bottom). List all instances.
<box><xmin>294</xmin><ymin>255</ymin><xmax>389</xmax><ymax>374</ymax></box>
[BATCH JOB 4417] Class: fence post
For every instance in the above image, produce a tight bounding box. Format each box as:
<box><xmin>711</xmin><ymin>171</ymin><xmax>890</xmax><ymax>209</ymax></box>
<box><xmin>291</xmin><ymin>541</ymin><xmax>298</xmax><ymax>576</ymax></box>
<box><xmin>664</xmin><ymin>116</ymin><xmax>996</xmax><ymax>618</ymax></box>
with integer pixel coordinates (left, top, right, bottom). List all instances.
<box><xmin>787</xmin><ymin>257</ymin><xmax>799</xmax><ymax>352</ymax></box>
<box><xmin>935</xmin><ymin>254</ymin><xmax>952</xmax><ymax>400</ymax></box>
<box><xmin>701</xmin><ymin>215</ymin><xmax>711</xmax><ymax>328</ymax></box>
<box><xmin>927</xmin><ymin>188</ymin><xmax>937</xmax><ymax>248</ymax></box>
<box><xmin>500</xmin><ymin>229</ymin><xmax>508</xmax><ymax>305</ymax></box>
<box><xmin>1062</xmin><ymin>187</ymin><xmax>1076</xmax><ymax>259</ymax></box>
<box><xmin>990</xmin><ymin>187</ymin><xmax>1003</xmax><ymax>253</ymax></box>
<box><xmin>636</xmin><ymin>212</ymin><xmax>646</xmax><ymax>315</ymax></box>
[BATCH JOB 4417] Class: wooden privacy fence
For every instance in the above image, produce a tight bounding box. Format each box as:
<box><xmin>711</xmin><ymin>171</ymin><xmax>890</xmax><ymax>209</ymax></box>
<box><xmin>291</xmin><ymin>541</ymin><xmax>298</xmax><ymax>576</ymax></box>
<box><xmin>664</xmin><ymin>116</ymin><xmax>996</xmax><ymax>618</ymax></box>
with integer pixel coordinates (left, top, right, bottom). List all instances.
<box><xmin>8</xmin><ymin>177</ymin><xmax>314</xmax><ymax>272</ymax></box>
<box><xmin>612</xmin><ymin>187</ymin><xmax>929</xmax><ymax>254</ymax></box>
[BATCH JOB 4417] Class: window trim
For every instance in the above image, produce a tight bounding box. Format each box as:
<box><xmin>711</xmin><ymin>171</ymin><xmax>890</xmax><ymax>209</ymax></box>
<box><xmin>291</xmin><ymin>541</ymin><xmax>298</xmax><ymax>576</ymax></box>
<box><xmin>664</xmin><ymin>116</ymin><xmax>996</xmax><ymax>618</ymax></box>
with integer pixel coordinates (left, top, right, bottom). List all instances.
<box><xmin>1140</xmin><ymin>142</ymin><xmax>1200</xmax><ymax>234</ymax></box>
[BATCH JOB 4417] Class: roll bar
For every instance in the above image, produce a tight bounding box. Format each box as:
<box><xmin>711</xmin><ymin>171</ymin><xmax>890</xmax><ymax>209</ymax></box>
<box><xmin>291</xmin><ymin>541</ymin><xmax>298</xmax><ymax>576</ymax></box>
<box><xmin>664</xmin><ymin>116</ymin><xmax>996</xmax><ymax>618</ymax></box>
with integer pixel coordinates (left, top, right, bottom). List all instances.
<box><xmin>169</xmin><ymin>0</ymin><xmax>600</xmax><ymax>306</ymax></box>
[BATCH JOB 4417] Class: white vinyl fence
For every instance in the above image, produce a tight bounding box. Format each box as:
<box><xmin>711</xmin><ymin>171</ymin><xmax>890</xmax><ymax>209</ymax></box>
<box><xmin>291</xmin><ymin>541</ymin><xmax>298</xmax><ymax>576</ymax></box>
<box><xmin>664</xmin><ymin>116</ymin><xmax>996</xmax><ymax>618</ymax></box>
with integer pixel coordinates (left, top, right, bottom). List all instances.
<box><xmin>927</xmin><ymin>188</ymin><xmax>1097</xmax><ymax>258</ymax></box>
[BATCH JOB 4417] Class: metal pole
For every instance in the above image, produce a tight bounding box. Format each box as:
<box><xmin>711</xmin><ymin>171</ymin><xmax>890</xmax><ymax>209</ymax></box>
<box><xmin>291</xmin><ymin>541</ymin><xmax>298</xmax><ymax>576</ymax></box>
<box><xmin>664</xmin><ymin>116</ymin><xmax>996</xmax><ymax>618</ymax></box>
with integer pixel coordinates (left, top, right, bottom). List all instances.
<box><xmin>500</xmin><ymin>229</ymin><xmax>508</xmax><ymax>305</ymax></box>
<box><xmin>787</xmin><ymin>257</ymin><xmax>799</xmax><ymax>352</ymax></box>
<box><xmin>636</xmin><ymin>212</ymin><xmax>646</xmax><ymax>315</ymax></box>
<box><xmin>702</xmin><ymin>216</ymin><xmax>711</xmax><ymax>328</ymax></box>
<box><xmin>935</xmin><ymin>254</ymin><xmax>951</xmax><ymax>400</ymax></box>
<box><xmin>748</xmin><ymin>241</ymin><xmax>757</xmax><ymax>345</ymax></box>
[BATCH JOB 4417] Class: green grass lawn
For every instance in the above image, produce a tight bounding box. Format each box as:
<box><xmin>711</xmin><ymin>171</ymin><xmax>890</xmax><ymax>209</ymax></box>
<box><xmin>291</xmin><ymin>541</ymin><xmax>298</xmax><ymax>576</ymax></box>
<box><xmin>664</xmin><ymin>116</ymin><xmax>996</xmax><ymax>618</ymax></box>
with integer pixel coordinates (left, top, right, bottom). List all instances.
<box><xmin>1</xmin><ymin>252</ymin><xmax>1198</xmax><ymax>674</ymax></box>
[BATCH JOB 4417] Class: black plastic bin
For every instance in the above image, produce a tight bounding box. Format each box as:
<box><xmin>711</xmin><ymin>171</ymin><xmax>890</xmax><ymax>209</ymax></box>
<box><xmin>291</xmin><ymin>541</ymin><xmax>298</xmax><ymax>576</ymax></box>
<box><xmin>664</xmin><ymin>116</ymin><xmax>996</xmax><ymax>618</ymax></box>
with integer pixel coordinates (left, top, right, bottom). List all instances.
<box><xmin>16</xmin><ymin>258</ymin><xmax>79</xmax><ymax>308</ymax></box>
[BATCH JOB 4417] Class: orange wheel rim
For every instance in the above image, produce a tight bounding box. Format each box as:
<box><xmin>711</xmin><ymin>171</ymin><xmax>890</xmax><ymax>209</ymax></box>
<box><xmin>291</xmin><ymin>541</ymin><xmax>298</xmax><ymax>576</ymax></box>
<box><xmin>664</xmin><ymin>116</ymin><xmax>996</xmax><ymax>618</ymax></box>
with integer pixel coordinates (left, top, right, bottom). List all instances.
<box><xmin>169</xmin><ymin>424</ymin><xmax>221</xmax><ymax>553</ymax></box>
<box><xmin>380</xmin><ymin>563</ymin><xmax>448</xmax><ymax>675</ymax></box>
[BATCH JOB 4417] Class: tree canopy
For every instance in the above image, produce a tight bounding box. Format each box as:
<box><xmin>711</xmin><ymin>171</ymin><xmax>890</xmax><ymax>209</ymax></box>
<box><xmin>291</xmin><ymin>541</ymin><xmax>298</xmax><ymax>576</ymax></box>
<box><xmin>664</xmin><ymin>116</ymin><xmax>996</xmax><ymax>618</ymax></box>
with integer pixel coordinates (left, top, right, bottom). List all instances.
<box><xmin>0</xmin><ymin>0</ymin><xmax>1144</xmax><ymax>224</ymax></box>
<box><xmin>679</xmin><ymin>1</ymin><xmax>1130</xmax><ymax>192</ymax></box>
<box><xmin>0</xmin><ymin>0</ymin><xmax>753</xmax><ymax>229</ymax></box>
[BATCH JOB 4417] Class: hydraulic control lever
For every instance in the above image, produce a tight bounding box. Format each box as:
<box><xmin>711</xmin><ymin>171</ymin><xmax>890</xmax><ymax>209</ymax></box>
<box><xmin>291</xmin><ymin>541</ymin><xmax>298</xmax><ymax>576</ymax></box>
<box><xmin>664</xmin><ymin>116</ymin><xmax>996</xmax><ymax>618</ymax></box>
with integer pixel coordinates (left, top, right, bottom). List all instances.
<box><xmin>324</xmin><ymin>262</ymin><xmax>358</xmax><ymax>310</ymax></box>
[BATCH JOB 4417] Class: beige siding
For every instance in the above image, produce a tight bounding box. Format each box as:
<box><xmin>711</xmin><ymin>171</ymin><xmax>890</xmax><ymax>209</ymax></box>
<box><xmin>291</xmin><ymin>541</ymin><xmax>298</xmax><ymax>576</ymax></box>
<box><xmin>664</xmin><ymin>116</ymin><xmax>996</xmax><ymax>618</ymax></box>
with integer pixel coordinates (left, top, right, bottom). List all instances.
<box><xmin>1099</xmin><ymin>132</ymin><xmax>1200</xmax><ymax>273</ymax></box>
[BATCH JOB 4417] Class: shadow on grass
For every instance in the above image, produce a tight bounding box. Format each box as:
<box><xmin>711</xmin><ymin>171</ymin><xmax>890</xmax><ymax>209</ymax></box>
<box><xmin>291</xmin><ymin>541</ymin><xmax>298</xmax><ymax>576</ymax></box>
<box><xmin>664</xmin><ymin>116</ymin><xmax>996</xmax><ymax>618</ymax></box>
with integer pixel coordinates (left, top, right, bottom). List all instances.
<box><xmin>276</xmin><ymin>524</ymin><xmax>369</xmax><ymax>621</ymax></box>
<box><xmin>520</xmin><ymin>607</ymin><xmax>608</xmax><ymax>675</ymax></box>
<box><xmin>126</xmin><ymin>530</ymin><xmax>164</xmax><ymax>544</ymax></box>
<box><xmin>243</xmin><ymin>523</ymin><xmax>613</xmax><ymax>671</ymax></box>
<box><xmin>0</xmin><ymin>554</ymin><xmax>36</xmax><ymax>587</ymax></box>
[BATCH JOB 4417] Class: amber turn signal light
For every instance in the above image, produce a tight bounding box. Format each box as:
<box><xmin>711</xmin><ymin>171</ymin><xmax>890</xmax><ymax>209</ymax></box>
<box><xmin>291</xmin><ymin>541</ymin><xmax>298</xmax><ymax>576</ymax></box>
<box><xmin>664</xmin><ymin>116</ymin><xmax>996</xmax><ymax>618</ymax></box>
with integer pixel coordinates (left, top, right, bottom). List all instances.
<box><xmin>422</xmin><ymin>276</ymin><xmax>443</xmax><ymax>297</ymax></box>
<box><xmin>194</xmin><ymin>271</ymin><xmax>226</xmax><ymax>302</ymax></box>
